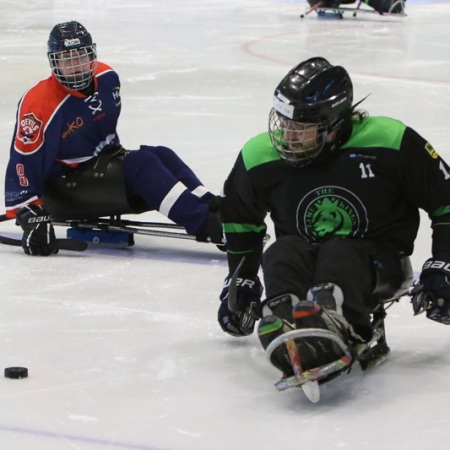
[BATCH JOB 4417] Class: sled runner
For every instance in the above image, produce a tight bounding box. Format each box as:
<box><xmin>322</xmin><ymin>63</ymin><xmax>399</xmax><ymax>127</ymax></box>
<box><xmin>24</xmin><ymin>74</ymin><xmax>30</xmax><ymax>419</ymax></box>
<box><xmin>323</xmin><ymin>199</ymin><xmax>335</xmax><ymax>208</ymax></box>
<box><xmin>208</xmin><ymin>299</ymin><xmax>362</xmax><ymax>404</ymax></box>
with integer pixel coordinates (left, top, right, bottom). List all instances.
<box><xmin>0</xmin><ymin>212</ymin><xmax>226</xmax><ymax>251</ymax></box>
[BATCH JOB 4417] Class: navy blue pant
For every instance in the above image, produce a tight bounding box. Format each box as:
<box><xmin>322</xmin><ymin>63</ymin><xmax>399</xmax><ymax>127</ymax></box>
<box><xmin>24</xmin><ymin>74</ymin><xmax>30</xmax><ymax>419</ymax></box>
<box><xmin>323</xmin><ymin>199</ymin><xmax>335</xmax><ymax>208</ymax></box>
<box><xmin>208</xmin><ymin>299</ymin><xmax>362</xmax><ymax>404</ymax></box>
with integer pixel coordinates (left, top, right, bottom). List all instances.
<box><xmin>123</xmin><ymin>145</ymin><xmax>212</xmax><ymax>235</ymax></box>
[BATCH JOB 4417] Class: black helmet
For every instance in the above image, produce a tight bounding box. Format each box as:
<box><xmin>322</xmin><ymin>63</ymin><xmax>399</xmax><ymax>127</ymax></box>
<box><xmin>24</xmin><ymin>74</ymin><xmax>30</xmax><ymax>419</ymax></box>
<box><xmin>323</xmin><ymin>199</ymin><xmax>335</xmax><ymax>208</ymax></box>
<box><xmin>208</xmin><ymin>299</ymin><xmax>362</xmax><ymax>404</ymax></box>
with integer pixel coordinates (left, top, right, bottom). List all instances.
<box><xmin>268</xmin><ymin>57</ymin><xmax>353</xmax><ymax>166</ymax></box>
<box><xmin>47</xmin><ymin>21</ymin><xmax>97</xmax><ymax>91</ymax></box>
<box><xmin>48</xmin><ymin>21</ymin><xmax>93</xmax><ymax>54</ymax></box>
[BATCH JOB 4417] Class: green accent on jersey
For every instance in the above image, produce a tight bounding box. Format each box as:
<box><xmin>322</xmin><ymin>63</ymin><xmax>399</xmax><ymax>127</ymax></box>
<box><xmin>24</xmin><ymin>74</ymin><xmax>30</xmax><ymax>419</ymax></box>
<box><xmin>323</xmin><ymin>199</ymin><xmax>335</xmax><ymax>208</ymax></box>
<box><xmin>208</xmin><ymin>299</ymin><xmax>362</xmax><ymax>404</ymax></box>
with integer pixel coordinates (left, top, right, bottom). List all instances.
<box><xmin>342</xmin><ymin>117</ymin><xmax>406</xmax><ymax>151</ymax></box>
<box><xmin>432</xmin><ymin>205</ymin><xmax>450</xmax><ymax>217</ymax></box>
<box><xmin>241</xmin><ymin>133</ymin><xmax>279</xmax><ymax>171</ymax></box>
<box><xmin>223</xmin><ymin>222</ymin><xmax>266</xmax><ymax>234</ymax></box>
<box><xmin>226</xmin><ymin>249</ymin><xmax>254</xmax><ymax>255</ymax></box>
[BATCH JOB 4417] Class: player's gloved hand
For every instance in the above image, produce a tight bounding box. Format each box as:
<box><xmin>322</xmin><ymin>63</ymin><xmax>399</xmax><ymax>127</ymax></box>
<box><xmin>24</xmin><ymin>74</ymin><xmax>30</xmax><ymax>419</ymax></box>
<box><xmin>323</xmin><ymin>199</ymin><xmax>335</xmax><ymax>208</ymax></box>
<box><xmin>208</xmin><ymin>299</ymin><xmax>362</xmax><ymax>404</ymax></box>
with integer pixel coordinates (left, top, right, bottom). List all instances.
<box><xmin>16</xmin><ymin>204</ymin><xmax>58</xmax><ymax>256</ymax></box>
<box><xmin>195</xmin><ymin>196</ymin><xmax>225</xmax><ymax>248</ymax></box>
<box><xmin>218</xmin><ymin>274</ymin><xmax>262</xmax><ymax>337</ymax></box>
<box><xmin>411</xmin><ymin>255</ymin><xmax>450</xmax><ymax>325</ymax></box>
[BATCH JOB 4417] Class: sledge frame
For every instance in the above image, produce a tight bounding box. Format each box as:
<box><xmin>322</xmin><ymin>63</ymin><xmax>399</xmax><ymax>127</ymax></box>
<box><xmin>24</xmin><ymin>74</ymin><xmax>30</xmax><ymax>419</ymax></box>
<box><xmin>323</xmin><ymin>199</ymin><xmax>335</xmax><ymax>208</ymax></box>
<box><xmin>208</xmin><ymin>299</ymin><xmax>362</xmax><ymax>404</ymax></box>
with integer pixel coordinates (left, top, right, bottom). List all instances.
<box><xmin>300</xmin><ymin>0</ymin><xmax>407</xmax><ymax>19</ymax></box>
<box><xmin>0</xmin><ymin>211</ymin><xmax>226</xmax><ymax>250</ymax></box>
<box><xmin>265</xmin><ymin>258</ymin><xmax>414</xmax><ymax>396</ymax></box>
<box><xmin>54</xmin><ymin>214</ymin><xmax>207</xmax><ymax>247</ymax></box>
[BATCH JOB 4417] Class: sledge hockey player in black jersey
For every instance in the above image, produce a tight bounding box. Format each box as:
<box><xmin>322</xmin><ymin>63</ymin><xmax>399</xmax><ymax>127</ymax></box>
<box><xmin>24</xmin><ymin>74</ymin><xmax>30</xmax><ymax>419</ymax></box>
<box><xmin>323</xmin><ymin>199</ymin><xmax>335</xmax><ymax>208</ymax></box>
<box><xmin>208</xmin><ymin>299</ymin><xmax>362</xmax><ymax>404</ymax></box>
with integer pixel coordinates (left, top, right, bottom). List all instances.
<box><xmin>217</xmin><ymin>56</ymin><xmax>450</xmax><ymax>400</ymax></box>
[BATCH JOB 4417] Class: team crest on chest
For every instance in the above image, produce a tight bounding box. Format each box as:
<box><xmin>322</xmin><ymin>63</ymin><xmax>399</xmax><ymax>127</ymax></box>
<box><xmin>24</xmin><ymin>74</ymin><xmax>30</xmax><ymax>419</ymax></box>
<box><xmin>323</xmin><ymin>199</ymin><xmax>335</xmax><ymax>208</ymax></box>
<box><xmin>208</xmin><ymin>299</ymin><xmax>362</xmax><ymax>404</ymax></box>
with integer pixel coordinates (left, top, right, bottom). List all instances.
<box><xmin>297</xmin><ymin>186</ymin><xmax>368</xmax><ymax>240</ymax></box>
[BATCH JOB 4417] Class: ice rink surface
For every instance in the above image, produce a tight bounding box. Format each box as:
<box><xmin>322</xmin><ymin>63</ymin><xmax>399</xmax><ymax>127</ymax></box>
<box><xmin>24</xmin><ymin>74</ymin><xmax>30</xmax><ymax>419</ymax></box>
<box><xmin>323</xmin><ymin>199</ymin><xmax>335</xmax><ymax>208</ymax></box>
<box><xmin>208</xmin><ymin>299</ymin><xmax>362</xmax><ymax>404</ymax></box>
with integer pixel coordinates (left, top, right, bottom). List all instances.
<box><xmin>0</xmin><ymin>0</ymin><xmax>449</xmax><ymax>448</ymax></box>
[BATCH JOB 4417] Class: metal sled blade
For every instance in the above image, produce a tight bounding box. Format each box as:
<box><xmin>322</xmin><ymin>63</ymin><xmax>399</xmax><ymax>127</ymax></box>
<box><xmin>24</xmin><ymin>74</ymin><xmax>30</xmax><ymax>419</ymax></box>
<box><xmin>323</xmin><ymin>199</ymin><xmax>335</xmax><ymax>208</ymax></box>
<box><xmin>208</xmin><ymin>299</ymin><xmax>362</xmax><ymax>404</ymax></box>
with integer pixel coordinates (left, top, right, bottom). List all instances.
<box><xmin>302</xmin><ymin>381</ymin><xmax>321</xmax><ymax>403</ymax></box>
<box><xmin>54</xmin><ymin>218</ymin><xmax>206</xmax><ymax>241</ymax></box>
<box><xmin>54</xmin><ymin>216</ymin><xmax>270</xmax><ymax>249</ymax></box>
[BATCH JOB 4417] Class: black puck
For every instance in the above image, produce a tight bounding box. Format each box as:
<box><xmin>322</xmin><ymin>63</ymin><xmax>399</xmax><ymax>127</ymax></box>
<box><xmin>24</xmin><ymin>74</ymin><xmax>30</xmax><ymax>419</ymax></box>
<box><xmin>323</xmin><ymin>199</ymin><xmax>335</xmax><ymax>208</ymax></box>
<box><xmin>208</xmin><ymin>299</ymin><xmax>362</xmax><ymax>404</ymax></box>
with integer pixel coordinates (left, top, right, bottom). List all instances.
<box><xmin>4</xmin><ymin>367</ymin><xmax>28</xmax><ymax>379</ymax></box>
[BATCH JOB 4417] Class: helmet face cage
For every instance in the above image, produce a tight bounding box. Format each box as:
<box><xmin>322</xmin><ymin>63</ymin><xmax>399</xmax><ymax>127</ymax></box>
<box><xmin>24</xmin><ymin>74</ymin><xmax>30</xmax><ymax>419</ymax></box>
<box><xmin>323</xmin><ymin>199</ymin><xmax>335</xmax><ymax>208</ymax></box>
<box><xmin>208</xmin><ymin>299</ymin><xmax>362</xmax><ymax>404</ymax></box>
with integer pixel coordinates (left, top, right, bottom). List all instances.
<box><xmin>268</xmin><ymin>108</ymin><xmax>327</xmax><ymax>167</ymax></box>
<box><xmin>48</xmin><ymin>44</ymin><xmax>97</xmax><ymax>91</ymax></box>
<box><xmin>268</xmin><ymin>58</ymin><xmax>353</xmax><ymax>166</ymax></box>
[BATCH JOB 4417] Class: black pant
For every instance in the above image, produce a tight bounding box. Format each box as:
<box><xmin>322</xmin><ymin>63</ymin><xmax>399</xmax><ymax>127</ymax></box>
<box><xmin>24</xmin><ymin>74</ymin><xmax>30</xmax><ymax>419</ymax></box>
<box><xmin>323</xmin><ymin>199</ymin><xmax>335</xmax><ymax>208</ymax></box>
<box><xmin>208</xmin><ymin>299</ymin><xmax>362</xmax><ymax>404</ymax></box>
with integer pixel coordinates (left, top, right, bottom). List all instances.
<box><xmin>262</xmin><ymin>236</ymin><xmax>403</xmax><ymax>340</ymax></box>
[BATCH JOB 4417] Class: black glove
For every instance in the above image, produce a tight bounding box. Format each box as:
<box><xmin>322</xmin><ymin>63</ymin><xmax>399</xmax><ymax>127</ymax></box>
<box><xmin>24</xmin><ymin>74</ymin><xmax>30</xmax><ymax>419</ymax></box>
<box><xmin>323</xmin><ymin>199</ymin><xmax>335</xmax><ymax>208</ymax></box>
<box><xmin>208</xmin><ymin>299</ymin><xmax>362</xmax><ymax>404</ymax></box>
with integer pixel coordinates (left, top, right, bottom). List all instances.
<box><xmin>411</xmin><ymin>256</ymin><xmax>450</xmax><ymax>324</ymax></box>
<box><xmin>195</xmin><ymin>196</ymin><xmax>225</xmax><ymax>247</ymax></box>
<box><xmin>218</xmin><ymin>273</ymin><xmax>262</xmax><ymax>337</ymax></box>
<box><xmin>16</xmin><ymin>204</ymin><xmax>58</xmax><ymax>256</ymax></box>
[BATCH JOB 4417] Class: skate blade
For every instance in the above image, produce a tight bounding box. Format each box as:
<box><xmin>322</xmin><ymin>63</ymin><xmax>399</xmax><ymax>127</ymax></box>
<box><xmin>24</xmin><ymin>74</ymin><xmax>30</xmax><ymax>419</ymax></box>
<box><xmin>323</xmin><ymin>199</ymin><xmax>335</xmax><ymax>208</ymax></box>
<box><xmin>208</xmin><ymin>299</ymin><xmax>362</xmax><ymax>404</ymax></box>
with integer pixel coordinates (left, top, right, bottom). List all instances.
<box><xmin>302</xmin><ymin>380</ymin><xmax>320</xmax><ymax>403</ymax></box>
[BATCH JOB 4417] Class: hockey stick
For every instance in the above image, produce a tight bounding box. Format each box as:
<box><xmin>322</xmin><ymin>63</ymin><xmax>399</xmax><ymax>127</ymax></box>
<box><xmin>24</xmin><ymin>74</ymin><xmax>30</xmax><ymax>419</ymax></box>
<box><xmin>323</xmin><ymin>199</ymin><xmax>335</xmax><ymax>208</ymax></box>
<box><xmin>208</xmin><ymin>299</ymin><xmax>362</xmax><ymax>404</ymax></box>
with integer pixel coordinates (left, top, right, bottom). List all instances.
<box><xmin>0</xmin><ymin>235</ymin><xmax>87</xmax><ymax>252</ymax></box>
<box><xmin>0</xmin><ymin>213</ymin><xmax>87</xmax><ymax>252</ymax></box>
<box><xmin>227</xmin><ymin>255</ymin><xmax>261</xmax><ymax>328</ymax></box>
<box><xmin>227</xmin><ymin>256</ymin><xmax>247</xmax><ymax>314</ymax></box>
<box><xmin>0</xmin><ymin>236</ymin><xmax>88</xmax><ymax>252</ymax></box>
<box><xmin>300</xmin><ymin>0</ymin><xmax>324</xmax><ymax>18</ymax></box>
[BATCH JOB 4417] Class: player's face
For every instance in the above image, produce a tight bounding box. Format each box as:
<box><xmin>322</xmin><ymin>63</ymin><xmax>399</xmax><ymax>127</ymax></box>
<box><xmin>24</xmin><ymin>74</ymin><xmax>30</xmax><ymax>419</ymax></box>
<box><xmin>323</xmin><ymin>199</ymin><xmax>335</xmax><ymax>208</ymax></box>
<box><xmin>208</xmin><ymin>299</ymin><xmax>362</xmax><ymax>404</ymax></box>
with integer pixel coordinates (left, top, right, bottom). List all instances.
<box><xmin>282</xmin><ymin>120</ymin><xmax>319</xmax><ymax>153</ymax></box>
<box><xmin>56</xmin><ymin>47</ymin><xmax>93</xmax><ymax>82</ymax></box>
<box><xmin>49</xmin><ymin>44</ymin><xmax>97</xmax><ymax>91</ymax></box>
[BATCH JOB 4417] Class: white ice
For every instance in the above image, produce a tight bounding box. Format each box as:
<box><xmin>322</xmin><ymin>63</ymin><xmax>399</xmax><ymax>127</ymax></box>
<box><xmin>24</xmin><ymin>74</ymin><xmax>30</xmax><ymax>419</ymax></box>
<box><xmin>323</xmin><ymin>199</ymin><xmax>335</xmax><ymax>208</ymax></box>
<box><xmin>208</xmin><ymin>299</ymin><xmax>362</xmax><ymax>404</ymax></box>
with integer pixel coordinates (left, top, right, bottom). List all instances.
<box><xmin>0</xmin><ymin>1</ymin><xmax>449</xmax><ymax>449</ymax></box>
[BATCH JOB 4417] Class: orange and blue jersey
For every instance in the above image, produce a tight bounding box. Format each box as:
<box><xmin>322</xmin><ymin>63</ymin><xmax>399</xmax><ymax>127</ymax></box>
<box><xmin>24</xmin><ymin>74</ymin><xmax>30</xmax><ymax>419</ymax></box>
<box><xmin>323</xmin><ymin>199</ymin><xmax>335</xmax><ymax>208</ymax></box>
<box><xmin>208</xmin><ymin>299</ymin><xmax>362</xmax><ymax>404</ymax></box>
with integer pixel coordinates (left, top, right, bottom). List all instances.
<box><xmin>4</xmin><ymin>62</ymin><xmax>213</xmax><ymax>236</ymax></box>
<box><xmin>4</xmin><ymin>61</ymin><xmax>121</xmax><ymax>218</ymax></box>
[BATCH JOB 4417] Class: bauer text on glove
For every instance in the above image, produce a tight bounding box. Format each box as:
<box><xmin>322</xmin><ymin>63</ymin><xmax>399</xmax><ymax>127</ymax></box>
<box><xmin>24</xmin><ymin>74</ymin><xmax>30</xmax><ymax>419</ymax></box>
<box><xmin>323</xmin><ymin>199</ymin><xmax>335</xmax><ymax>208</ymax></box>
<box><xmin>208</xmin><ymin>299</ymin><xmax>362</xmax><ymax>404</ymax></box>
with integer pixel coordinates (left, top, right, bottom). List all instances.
<box><xmin>16</xmin><ymin>204</ymin><xmax>58</xmax><ymax>256</ymax></box>
<box><xmin>218</xmin><ymin>274</ymin><xmax>263</xmax><ymax>336</ymax></box>
<box><xmin>412</xmin><ymin>256</ymin><xmax>450</xmax><ymax>325</ymax></box>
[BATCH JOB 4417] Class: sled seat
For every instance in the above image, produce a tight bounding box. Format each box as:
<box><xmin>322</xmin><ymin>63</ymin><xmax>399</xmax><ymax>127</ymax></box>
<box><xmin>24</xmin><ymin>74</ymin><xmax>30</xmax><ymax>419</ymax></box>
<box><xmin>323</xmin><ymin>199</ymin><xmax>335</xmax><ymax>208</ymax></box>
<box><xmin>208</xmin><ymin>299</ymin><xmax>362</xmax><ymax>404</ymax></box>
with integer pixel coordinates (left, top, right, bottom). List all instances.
<box><xmin>42</xmin><ymin>146</ymin><xmax>147</xmax><ymax>220</ymax></box>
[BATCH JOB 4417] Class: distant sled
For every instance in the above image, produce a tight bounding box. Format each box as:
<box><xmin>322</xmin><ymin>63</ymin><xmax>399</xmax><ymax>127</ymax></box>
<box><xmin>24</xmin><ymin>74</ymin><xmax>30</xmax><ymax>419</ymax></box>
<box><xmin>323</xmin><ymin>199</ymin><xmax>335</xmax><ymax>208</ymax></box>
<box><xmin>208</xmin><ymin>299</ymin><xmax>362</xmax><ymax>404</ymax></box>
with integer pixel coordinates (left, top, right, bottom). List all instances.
<box><xmin>300</xmin><ymin>0</ymin><xmax>407</xmax><ymax>19</ymax></box>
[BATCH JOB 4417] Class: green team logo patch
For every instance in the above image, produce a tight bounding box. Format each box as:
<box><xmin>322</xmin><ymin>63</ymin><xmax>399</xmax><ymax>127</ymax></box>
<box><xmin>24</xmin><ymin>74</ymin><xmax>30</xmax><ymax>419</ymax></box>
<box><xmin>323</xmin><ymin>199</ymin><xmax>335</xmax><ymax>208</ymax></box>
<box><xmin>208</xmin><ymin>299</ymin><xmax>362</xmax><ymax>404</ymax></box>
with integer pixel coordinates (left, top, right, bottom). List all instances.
<box><xmin>297</xmin><ymin>186</ymin><xmax>368</xmax><ymax>240</ymax></box>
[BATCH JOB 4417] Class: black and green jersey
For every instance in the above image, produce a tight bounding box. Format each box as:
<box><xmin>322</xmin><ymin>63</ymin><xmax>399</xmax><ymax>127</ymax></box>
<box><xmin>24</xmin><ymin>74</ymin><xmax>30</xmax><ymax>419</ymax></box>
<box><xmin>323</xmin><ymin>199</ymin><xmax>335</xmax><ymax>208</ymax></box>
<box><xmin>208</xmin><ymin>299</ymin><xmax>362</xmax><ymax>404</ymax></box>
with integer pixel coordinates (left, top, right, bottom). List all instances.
<box><xmin>221</xmin><ymin>116</ymin><xmax>450</xmax><ymax>276</ymax></box>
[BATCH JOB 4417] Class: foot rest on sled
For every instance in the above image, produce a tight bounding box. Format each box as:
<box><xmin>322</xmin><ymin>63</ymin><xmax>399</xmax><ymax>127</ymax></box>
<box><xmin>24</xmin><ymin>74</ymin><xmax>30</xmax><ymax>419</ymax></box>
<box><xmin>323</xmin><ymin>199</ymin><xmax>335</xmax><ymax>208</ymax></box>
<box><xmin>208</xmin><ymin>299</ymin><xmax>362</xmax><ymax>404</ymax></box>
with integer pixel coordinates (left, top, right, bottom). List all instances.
<box><xmin>317</xmin><ymin>9</ymin><xmax>343</xmax><ymax>19</ymax></box>
<box><xmin>67</xmin><ymin>227</ymin><xmax>135</xmax><ymax>248</ymax></box>
<box><xmin>265</xmin><ymin>328</ymin><xmax>354</xmax><ymax>391</ymax></box>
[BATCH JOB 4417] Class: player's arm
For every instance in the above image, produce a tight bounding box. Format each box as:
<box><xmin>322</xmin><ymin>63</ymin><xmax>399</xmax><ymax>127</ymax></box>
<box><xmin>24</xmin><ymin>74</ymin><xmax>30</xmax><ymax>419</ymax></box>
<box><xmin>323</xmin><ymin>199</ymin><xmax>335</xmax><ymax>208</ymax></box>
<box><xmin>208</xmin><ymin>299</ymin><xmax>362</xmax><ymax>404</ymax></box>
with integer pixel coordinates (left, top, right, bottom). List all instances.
<box><xmin>5</xmin><ymin>94</ymin><xmax>60</xmax><ymax>255</ymax></box>
<box><xmin>5</xmin><ymin>87</ymin><xmax>61</xmax><ymax>216</ymax></box>
<box><xmin>400</xmin><ymin>128</ymin><xmax>450</xmax><ymax>252</ymax></box>
<box><xmin>221</xmin><ymin>153</ymin><xmax>268</xmax><ymax>276</ymax></box>
<box><xmin>218</xmin><ymin>152</ymin><xmax>267</xmax><ymax>336</ymax></box>
<box><xmin>6</xmin><ymin>152</ymin><xmax>59</xmax><ymax>256</ymax></box>
<box><xmin>401</xmin><ymin>127</ymin><xmax>450</xmax><ymax>323</ymax></box>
